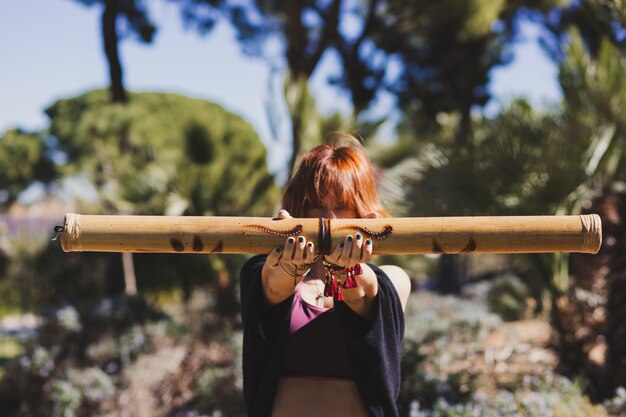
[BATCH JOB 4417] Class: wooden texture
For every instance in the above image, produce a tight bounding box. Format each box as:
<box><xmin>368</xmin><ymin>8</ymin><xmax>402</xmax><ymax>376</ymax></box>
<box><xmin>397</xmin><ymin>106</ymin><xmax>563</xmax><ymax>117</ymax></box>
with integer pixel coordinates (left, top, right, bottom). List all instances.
<box><xmin>60</xmin><ymin>213</ymin><xmax>602</xmax><ymax>255</ymax></box>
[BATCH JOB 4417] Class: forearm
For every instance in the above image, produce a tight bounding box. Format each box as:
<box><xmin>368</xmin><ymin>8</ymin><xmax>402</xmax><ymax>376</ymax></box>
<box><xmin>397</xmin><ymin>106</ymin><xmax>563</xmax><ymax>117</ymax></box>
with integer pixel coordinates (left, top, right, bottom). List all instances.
<box><xmin>261</xmin><ymin>261</ymin><xmax>298</xmax><ymax>306</ymax></box>
<box><xmin>340</xmin><ymin>263</ymin><xmax>378</xmax><ymax>319</ymax></box>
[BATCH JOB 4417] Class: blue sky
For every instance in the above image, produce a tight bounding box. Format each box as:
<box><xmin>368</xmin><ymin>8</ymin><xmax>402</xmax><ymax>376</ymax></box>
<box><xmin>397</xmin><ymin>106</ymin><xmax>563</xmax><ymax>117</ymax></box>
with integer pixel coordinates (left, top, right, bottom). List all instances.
<box><xmin>0</xmin><ymin>1</ymin><xmax>561</xmax><ymax>174</ymax></box>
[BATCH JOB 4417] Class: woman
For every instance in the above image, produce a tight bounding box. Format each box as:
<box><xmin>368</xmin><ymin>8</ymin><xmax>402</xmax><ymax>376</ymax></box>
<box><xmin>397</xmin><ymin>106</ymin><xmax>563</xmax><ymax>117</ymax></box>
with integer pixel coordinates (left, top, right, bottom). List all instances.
<box><xmin>240</xmin><ymin>132</ymin><xmax>411</xmax><ymax>417</ymax></box>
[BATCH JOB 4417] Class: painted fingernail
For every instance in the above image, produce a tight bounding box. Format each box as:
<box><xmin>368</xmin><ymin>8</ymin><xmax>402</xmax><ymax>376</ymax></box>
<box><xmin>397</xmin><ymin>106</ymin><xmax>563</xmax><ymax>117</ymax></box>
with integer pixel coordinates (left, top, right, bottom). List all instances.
<box><xmin>366</xmin><ymin>239</ymin><xmax>371</xmax><ymax>245</ymax></box>
<box><xmin>298</xmin><ymin>236</ymin><xmax>304</xmax><ymax>243</ymax></box>
<box><xmin>347</xmin><ymin>235</ymin><xmax>353</xmax><ymax>242</ymax></box>
<box><xmin>307</xmin><ymin>242</ymin><xmax>313</xmax><ymax>248</ymax></box>
<box><xmin>288</xmin><ymin>237</ymin><xmax>295</xmax><ymax>244</ymax></box>
<box><xmin>276</xmin><ymin>247</ymin><xmax>282</xmax><ymax>252</ymax></box>
<box><xmin>356</xmin><ymin>234</ymin><xmax>362</xmax><ymax>240</ymax></box>
<box><xmin>339</xmin><ymin>243</ymin><xmax>344</xmax><ymax>248</ymax></box>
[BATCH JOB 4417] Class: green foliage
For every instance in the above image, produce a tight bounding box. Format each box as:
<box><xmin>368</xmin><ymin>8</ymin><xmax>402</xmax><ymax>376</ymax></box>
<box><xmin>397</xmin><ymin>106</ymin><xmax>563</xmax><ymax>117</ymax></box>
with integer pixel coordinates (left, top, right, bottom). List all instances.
<box><xmin>46</xmin><ymin>89</ymin><xmax>279</xmax><ymax>217</ymax></box>
<box><xmin>554</xmin><ymin>27</ymin><xmax>626</xmax><ymax>398</ymax></box>
<box><xmin>560</xmin><ymin>29</ymin><xmax>626</xmax><ymax>195</ymax></box>
<box><xmin>398</xmin><ymin>99</ymin><xmax>589</xmax><ymax>217</ymax></box>
<box><xmin>549</xmin><ymin>0</ymin><xmax>626</xmax><ymax>58</ymax></box>
<box><xmin>281</xmin><ymin>74</ymin><xmax>385</xmax><ymax>172</ymax></box>
<box><xmin>0</xmin><ymin>338</ymin><xmax>22</xmax><ymax>360</ymax></box>
<box><xmin>1</xmin><ymin>241</ymin><xmax>109</xmax><ymax>312</ymax></box>
<box><xmin>0</xmin><ymin>297</ymin><xmax>166</xmax><ymax>417</ymax></box>
<box><xmin>409</xmin><ymin>376</ymin><xmax>611</xmax><ymax>417</ymax></box>
<box><xmin>604</xmin><ymin>387</ymin><xmax>626</xmax><ymax>415</ymax></box>
<box><xmin>0</xmin><ymin>129</ymin><xmax>56</xmax><ymax>209</ymax></box>
<box><xmin>486</xmin><ymin>274</ymin><xmax>530</xmax><ymax>321</ymax></box>
<box><xmin>400</xmin><ymin>292</ymin><xmax>501</xmax><ymax>414</ymax></box>
<box><xmin>374</xmin><ymin>0</ymin><xmax>563</xmax><ymax>146</ymax></box>
<box><xmin>50</xmin><ymin>367</ymin><xmax>115</xmax><ymax>417</ymax></box>
<box><xmin>401</xmin><ymin>291</ymin><xmax>613</xmax><ymax>417</ymax></box>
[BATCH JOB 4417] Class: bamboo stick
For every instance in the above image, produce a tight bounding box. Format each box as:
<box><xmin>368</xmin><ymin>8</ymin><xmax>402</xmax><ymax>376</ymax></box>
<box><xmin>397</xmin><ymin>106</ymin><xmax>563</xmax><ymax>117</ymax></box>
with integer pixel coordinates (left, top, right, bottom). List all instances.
<box><xmin>59</xmin><ymin>213</ymin><xmax>602</xmax><ymax>255</ymax></box>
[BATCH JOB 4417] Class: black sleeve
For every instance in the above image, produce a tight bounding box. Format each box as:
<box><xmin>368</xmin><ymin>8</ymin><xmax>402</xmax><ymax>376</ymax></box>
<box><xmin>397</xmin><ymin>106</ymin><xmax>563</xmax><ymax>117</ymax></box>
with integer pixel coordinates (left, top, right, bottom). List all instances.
<box><xmin>239</xmin><ymin>255</ymin><xmax>292</xmax><ymax>339</ymax></box>
<box><xmin>336</xmin><ymin>263</ymin><xmax>405</xmax><ymax>417</ymax></box>
<box><xmin>239</xmin><ymin>255</ymin><xmax>292</xmax><ymax>417</ymax></box>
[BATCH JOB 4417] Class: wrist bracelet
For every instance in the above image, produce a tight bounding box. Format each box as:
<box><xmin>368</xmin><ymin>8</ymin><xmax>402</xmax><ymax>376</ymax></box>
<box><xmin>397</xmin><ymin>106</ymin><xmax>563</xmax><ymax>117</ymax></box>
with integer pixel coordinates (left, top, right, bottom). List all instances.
<box><xmin>278</xmin><ymin>261</ymin><xmax>311</xmax><ymax>285</ymax></box>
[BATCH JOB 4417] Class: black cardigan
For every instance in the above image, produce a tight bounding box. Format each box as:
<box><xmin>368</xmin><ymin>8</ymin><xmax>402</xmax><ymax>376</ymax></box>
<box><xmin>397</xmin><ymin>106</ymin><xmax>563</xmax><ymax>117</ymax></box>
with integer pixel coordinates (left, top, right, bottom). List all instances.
<box><xmin>239</xmin><ymin>255</ymin><xmax>405</xmax><ymax>417</ymax></box>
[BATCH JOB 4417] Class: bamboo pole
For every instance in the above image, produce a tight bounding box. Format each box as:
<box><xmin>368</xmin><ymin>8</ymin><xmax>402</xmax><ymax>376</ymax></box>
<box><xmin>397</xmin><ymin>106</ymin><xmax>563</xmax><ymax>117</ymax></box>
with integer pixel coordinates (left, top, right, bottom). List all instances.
<box><xmin>59</xmin><ymin>213</ymin><xmax>602</xmax><ymax>255</ymax></box>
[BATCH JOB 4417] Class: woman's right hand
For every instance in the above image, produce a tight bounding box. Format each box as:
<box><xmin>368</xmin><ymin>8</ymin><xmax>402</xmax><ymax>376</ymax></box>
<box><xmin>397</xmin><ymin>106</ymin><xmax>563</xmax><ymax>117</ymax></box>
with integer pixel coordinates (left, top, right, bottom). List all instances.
<box><xmin>262</xmin><ymin>210</ymin><xmax>316</xmax><ymax>305</ymax></box>
<box><xmin>266</xmin><ymin>210</ymin><xmax>316</xmax><ymax>273</ymax></box>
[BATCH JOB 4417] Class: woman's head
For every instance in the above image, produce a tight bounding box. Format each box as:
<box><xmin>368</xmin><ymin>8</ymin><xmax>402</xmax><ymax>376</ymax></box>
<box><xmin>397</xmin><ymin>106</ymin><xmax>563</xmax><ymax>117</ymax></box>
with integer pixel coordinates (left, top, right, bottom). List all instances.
<box><xmin>282</xmin><ymin>132</ymin><xmax>389</xmax><ymax>218</ymax></box>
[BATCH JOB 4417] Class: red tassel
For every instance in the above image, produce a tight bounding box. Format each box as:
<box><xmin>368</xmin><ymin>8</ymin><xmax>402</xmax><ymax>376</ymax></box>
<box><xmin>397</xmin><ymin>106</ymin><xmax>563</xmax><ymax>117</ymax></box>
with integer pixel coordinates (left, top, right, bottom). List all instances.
<box><xmin>324</xmin><ymin>276</ymin><xmax>334</xmax><ymax>297</ymax></box>
<box><xmin>323</xmin><ymin>263</ymin><xmax>363</xmax><ymax>301</ymax></box>
<box><xmin>343</xmin><ymin>275</ymin><xmax>358</xmax><ymax>288</ymax></box>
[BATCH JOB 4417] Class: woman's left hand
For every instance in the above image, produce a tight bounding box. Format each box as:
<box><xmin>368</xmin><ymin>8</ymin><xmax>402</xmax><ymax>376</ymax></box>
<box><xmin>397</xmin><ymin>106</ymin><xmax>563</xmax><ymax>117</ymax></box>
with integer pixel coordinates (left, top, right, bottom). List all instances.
<box><xmin>324</xmin><ymin>233</ymin><xmax>373</xmax><ymax>268</ymax></box>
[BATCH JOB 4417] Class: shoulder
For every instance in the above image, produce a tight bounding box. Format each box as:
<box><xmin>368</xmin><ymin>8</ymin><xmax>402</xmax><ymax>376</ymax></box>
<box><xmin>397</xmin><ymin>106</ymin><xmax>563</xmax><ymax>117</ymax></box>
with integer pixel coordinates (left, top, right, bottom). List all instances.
<box><xmin>377</xmin><ymin>265</ymin><xmax>411</xmax><ymax>312</ymax></box>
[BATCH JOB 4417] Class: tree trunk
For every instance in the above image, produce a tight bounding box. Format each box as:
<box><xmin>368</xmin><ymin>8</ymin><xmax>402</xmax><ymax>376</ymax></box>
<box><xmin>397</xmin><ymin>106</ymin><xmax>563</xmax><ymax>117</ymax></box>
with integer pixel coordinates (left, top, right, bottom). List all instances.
<box><xmin>605</xmin><ymin>191</ymin><xmax>626</xmax><ymax>391</ymax></box>
<box><xmin>216</xmin><ymin>269</ymin><xmax>238</xmax><ymax>319</ymax></box>
<box><xmin>288</xmin><ymin>115</ymin><xmax>302</xmax><ymax>176</ymax></box>
<box><xmin>206</xmin><ymin>255</ymin><xmax>239</xmax><ymax>320</ymax></box>
<box><xmin>122</xmin><ymin>252</ymin><xmax>137</xmax><ymax>295</ymax></box>
<box><xmin>102</xmin><ymin>0</ymin><xmax>127</xmax><ymax>104</ymax></box>
<box><xmin>551</xmin><ymin>192</ymin><xmax>623</xmax><ymax>400</ymax></box>
<box><xmin>105</xmin><ymin>253</ymin><xmax>126</xmax><ymax>296</ymax></box>
<box><xmin>457</xmin><ymin>100</ymin><xmax>473</xmax><ymax>151</ymax></box>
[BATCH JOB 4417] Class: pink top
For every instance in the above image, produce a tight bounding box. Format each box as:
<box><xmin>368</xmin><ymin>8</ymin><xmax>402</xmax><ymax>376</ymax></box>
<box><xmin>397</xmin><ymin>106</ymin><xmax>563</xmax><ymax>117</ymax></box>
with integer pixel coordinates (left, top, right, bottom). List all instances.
<box><xmin>289</xmin><ymin>281</ymin><xmax>330</xmax><ymax>334</ymax></box>
<box><xmin>281</xmin><ymin>281</ymin><xmax>353</xmax><ymax>379</ymax></box>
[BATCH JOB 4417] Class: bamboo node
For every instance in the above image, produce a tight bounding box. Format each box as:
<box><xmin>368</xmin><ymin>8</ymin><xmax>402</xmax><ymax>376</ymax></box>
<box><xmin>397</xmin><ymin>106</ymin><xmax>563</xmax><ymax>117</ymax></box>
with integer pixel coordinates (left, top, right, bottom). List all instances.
<box><xmin>580</xmin><ymin>214</ymin><xmax>602</xmax><ymax>254</ymax></box>
<box><xmin>61</xmin><ymin>213</ymin><xmax>82</xmax><ymax>252</ymax></box>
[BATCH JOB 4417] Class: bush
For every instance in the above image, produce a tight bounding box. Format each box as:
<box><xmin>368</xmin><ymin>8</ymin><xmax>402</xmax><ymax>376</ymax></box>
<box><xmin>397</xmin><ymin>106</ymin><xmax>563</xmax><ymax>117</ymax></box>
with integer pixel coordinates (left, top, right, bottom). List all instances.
<box><xmin>408</xmin><ymin>375</ymin><xmax>611</xmax><ymax>417</ymax></box>
<box><xmin>604</xmin><ymin>387</ymin><xmax>626</xmax><ymax>415</ymax></box>
<box><xmin>486</xmin><ymin>274</ymin><xmax>529</xmax><ymax>321</ymax></box>
<box><xmin>0</xmin><ymin>295</ymin><xmax>167</xmax><ymax>417</ymax></box>
<box><xmin>399</xmin><ymin>292</ymin><xmax>500</xmax><ymax>415</ymax></box>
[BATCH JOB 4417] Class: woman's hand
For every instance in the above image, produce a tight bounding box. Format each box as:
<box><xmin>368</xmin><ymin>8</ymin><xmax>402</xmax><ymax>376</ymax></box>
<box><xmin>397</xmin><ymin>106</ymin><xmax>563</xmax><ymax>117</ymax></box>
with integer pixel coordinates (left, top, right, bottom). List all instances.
<box><xmin>266</xmin><ymin>210</ymin><xmax>316</xmax><ymax>273</ymax></box>
<box><xmin>262</xmin><ymin>210</ymin><xmax>316</xmax><ymax>306</ymax></box>
<box><xmin>323</xmin><ymin>233</ymin><xmax>373</xmax><ymax>268</ymax></box>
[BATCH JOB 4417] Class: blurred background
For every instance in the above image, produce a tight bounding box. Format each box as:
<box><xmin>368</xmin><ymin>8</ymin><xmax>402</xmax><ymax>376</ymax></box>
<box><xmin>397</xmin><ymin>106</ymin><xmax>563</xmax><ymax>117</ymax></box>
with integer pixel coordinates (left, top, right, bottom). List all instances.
<box><xmin>0</xmin><ymin>0</ymin><xmax>625</xmax><ymax>416</ymax></box>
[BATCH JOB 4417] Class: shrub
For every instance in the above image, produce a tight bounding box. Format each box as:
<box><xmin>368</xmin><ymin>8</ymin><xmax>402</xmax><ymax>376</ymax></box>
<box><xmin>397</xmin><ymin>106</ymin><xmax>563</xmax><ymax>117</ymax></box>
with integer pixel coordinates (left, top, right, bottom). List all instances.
<box><xmin>486</xmin><ymin>274</ymin><xmax>529</xmax><ymax>321</ymax></box>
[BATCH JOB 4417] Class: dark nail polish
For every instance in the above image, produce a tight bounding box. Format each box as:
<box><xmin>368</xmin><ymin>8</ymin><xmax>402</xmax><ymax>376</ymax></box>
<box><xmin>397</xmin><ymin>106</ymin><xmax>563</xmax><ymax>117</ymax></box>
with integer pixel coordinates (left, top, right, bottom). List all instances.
<box><xmin>339</xmin><ymin>243</ymin><xmax>344</xmax><ymax>248</ymax></box>
<box><xmin>356</xmin><ymin>234</ymin><xmax>362</xmax><ymax>240</ymax></box>
<box><xmin>347</xmin><ymin>235</ymin><xmax>353</xmax><ymax>242</ymax></box>
<box><xmin>307</xmin><ymin>242</ymin><xmax>313</xmax><ymax>247</ymax></box>
<box><xmin>298</xmin><ymin>236</ymin><xmax>304</xmax><ymax>243</ymax></box>
<box><xmin>288</xmin><ymin>237</ymin><xmax>295</xmax><ymax>243</ymax></box>
<box><xmin>276</xmin><ymin>247</ymin><xmax>282</xmax><ymax>252</ymax></box>
<box><xmin>366</xmin><ymin>239</ymin><xmax>371</xmax><ymax>245</ymax></box>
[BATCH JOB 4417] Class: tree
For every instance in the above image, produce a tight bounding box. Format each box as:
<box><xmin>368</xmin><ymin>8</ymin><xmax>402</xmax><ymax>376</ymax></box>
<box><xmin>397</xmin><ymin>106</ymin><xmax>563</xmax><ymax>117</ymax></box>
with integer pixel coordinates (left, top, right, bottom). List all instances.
<box><xmin>70</xmin><ymin>0</ymin><xmax>157</xmax><ymax>292</ymax></box>
<box><xmin>371</xmin><ymin>0</ymin><xmax>565</xmax><ymax>149</ymax></box>
<box><xmin>170</xmin><ymin>1</ymin><xmax>565</xmax><ymax>175</ymax></box>
<box><xmin>541</xmin><ymin>0</ymin><xmax>626</xmax><ymax>59</ymax></box>
<box><xmin>46</xmin><ymin>90</ymin><xmax>280</xmax><ymax>315</ymax></box>
<box><xmin>385</xmin><ymin>97</ymin><xmax>589</xmax><ymax>293</ymax></box>
<box><xmin>0</xmin><ymin>129</ymin><xmax>56</xmax><ymax>211</ymax></box>
<box><xmin>170</xmin><ymin>0</ymin><xmax>349</xmax><ymax>173</ymax></box>
<box><xmin>548</xmin><ymin>29</ymin><xmax>626</xmax><ymax>399</ymax></box>
<box><xmin>71</xmin><ymin>0</ymin><xmax>156</xmax><ymax>103</ymax></box>
<box><xmin>365</xmin><ymin>0</ymin><xmax>565</xmax><ymax>294</ymax></box>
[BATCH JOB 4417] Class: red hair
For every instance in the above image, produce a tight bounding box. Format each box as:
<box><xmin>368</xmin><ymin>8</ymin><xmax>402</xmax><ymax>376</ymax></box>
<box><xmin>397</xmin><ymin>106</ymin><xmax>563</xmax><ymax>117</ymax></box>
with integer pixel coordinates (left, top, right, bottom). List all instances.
<box><xmin>282</xmin><ymin>133</ymin><xmax>389</xmax><ymax>218</ymax></box>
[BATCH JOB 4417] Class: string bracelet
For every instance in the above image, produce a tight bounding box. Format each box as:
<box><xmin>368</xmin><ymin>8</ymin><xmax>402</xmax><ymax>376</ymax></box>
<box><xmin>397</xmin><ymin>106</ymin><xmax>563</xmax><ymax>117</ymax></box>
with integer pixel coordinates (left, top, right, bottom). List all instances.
<box><xmin>278</xmin><ymin>261</ymin><xmax>311</xmax><ymax>286</ymax></box>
